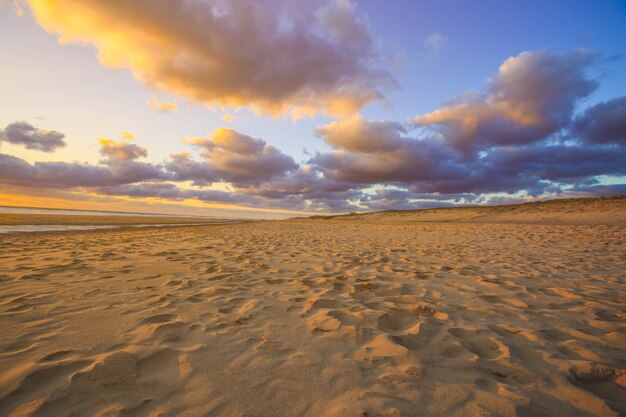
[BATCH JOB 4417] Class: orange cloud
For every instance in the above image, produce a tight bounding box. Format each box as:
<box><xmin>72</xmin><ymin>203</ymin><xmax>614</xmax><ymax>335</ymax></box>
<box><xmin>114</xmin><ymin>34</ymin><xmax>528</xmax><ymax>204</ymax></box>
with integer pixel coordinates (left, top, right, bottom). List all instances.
<box><xmin>98</xmin><ymin>139</ymin><xmax>147</xmax><ymax>161</ymax></box>
<box><xmin>27</xmin><ymin>0</ymin><xmax>395</xmax><ymax>118</ymax></box>
<box><xmin>316</xmin><ymin>115</ymin><xmax>404</xmax><ymax>152</ymax></box>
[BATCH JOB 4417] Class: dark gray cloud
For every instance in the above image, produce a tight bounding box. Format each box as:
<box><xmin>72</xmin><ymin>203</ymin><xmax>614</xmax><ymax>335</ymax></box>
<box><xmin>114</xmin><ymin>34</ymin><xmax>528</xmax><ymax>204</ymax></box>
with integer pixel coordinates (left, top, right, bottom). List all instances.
<box><xmin>0</xmin><ymin>153</ymin><xmax>167</xmax><ymax>189</ymax></box>
<box><xmin>165</xmin><ymin>152</ymin><xmax>218</xmax><ymax>186</ymax></box>
<box><xmin>236</xmin><ymin>166</ymin><xmax>362</xmax><ymax>212</ymax></box>
<box><xmin>0</xmin><ymin>121</ymin><xmax>66</xmax><ymax>152</ymax></box>
<box><xmin>572</xmin><ymin>96</ymin><xmax>626</xmax><ymax>145</ymax></box>
<box><xmin>311</xmin><ymin>136</ymin><xmax>464</xmax><ymax>185</ymax></box>
<box><xmin>0</xmin><ymin>153</ymin><xmax>112</xmax><ymax>188</ymax></box>
<box><xmin>97</xmin><ymin>183</ymin><xmax>253</xmax><ymax>205</ymax></box>
<box><xmin>0</xmin><ymin>137</ymin><xmax>167</xmax><ymax>190</ymax></box>
<box><xmin>360</xmin><ymin>189</ymin><xmax>429</xmax><ymax>211</ymax></box>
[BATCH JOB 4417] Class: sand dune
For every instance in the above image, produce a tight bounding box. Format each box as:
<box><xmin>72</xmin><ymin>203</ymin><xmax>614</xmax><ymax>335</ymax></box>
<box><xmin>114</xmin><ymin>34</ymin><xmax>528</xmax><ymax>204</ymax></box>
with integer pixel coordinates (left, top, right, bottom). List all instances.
<box><xmin>0</xmin><ymin>199</ymin><xmax>624</xmax><ymax>416</ymax></box>
<box><xmin>312</xmin><ymin>196</ymin><xmax>626</xmax><ymax>226</ymax></box>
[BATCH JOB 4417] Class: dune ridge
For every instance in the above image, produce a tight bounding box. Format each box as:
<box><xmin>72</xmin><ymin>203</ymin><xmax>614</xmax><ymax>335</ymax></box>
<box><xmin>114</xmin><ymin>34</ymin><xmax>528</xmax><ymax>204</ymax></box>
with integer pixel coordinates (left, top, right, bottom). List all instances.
<box><xmin>0</xmin><ymin>198</ymin><xmax>624</xmax><ymax>417</ymax></box>
<box><xmin>308</xmin><ymin>196</ymin><xmax>626</xmax><ymax>226</ymax></box>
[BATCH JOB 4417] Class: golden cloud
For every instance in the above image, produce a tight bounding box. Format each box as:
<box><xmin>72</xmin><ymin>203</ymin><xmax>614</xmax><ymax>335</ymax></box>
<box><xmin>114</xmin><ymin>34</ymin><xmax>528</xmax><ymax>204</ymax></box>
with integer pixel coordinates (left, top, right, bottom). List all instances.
<box><xmin>28</xmin><ymin>0</ymin><xmax>394</xmax><ymax>118</ymax></box>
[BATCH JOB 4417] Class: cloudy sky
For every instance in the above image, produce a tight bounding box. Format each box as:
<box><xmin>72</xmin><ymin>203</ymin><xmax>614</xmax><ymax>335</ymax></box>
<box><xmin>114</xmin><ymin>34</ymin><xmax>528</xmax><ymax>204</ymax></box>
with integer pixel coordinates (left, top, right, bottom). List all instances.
<box><xmin>1</xmin><ymin>0</ymin><xmax>625</xmax><ymax>218</ymax></box>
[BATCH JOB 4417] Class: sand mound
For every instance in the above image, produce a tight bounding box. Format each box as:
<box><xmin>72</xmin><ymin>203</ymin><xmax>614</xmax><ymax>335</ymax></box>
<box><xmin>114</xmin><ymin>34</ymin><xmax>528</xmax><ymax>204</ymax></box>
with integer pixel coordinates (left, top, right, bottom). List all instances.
<box><xmin>311</xmin><ymin>196</ymin><xmax>626</xmax><ymax>226</ymax></box>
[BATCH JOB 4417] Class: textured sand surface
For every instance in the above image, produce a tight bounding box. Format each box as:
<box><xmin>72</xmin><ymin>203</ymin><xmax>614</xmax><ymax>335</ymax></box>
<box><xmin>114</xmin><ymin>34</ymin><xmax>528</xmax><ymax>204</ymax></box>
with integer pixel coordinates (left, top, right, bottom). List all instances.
<box><xmin>0</xmin><ymin>202</ymin><xmax>625</xmax><ymax>416</ymax></box>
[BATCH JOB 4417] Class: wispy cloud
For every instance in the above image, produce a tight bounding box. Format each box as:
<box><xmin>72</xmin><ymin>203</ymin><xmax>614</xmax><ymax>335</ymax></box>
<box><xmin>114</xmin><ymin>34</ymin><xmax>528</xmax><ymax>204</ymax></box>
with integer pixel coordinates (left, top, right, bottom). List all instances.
<box><xmin>424</xmin><ymin>32</ymin><xmax>448</xmax><ymax>53</ymax></box>
<box><xmin>13</xmin><ymin>0</ymin><xmax>24</xmax><ymax>16</ymax></box>
<box><xmin>147</xmin><ymin>97</ymin><xmax>178</xmax><ymax>113</ymax></box>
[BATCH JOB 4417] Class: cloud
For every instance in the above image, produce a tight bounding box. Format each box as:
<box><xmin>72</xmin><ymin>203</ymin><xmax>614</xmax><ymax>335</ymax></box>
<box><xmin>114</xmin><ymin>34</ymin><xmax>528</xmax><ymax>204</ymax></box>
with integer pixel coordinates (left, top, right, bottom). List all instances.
<box><xmin>307</xmin><ymin>50</ymin><xmax>625</xmax><ymax>205</ymax></box>
<box><xmin>28</xmin><ymin>0</ymin><xmax>395</xmax><ymax>117</ymax></box>
<box><xmin>424</xmin><ymin>32</ymin><xmax>448</xmax><ymax>52</ymax></box>
<box><xmin>0</xmin><ymin>136</ymin><xmax>169</xmax><ymax>190</ymax></box>
<box><xmin>13</xmin><ymin>0</ymin><xmax>24</xmax><ymax>16</ymax></box>
<box><xmin>566</xmin><ymin>183</ymin><xmax>626</xmax><ymax>197</ymax></box>
<box><xmin>0</xmin><ymin>153</ymin><xmax>119</xmax><ymax>188</ymax></box>
<box><xmin>221</xmin><ymin>113</ymin><xmax>234</xmax><ymax>123</ymax></box>
<box><xmin>99</xmin><ymin>139</ymin><xmax>148</xmax><ymax>161</ymax></box>
<box><xmin>169</xmin><ymin>128</ymin><xmax>298</xmax><ymax>186</ymax></box>
<box><xmin>412</xmin><ymin>50</ymin><xmax>597</xmax><ymax>153</ymax></box>
<box><xmin>406</xmin><ymin>143</ymin><xmax>626</xmax><ymax>196</ymax></box>
<box><xmin>481</xmin><ymin>143</ymin><xmax>626</xmax><ymax>184</ymax></box>
<box><xmin>97</xmin><ymin>182</ymin><xmax>260</xmax><ymax>205</ymax></box>
<box><xmin>312</xmin><ymin>116</ymin><xmax>464</xmax><ymax>184</ymax></box>
<box><xmin>147</xmin><ymin>96</ymin><xmax>178</xmax><ymax>113</ymax></box>
<box><xmin>1</xmin><ymin>156</ymin><xmax>167</xmax><ymax>189</ymax></box>
<box><xmin>572</xmin><ymin>96</ymin><xmax>626</xmax><ymax>145</ymax></box>
<box><xmin>361</xmin><ymin>188</ymin><xmax>459</xmax><ymax>211</ymax></box>
<box><xmin>240</xmin><ymin>165</ymin><xmax>357</xmax><ymax>202</ymax></box>
<box><xmin>96</xmin><ymin>139</ymin><xmax>170</xmax><ymax>184</ymax></box>
<box><xmin>0</xmin><ymin>126</ymin><xmax>356</xmax><ymax>212</ymax></box>
<box><xmin>311</xmin><ymin>128</ymin><xmax>626</xmax><ymax>198</ymax></box>
<box><xmin>315</xmin><ymin>115</ymin><xmax>405</xmax><ymax>152</ymax></box>
<box><xmin>1</xmin><ymin>48</ymin><xmax>623</xmax><ymax>213</ymax></box>
<box><xmin>0</xmin><ymin>121</ymin><xmax>66</xmax><ymax>152</ymax></box>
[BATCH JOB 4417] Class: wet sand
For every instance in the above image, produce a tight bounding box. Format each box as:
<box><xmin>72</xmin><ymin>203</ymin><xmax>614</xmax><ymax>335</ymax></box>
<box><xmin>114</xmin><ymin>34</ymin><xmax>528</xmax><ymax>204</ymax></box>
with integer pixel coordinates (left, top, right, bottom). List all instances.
<box><xmin>0</xmin><ymin>198</ymin><xmax>624</xmax><ymax>417</ymax></box>
<box><xmin>0</xmin><ymin>213</ymin><xmax>233</xmax><ymax>226</ymax></box>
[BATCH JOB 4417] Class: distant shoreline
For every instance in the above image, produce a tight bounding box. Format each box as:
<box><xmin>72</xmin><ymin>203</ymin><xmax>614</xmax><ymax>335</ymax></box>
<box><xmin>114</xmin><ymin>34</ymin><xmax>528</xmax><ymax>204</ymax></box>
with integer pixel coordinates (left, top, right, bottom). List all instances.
<box><xmin>0</xmin><ymin>205</ymin><xmax>235</xmax><ymax>219</ymax></box>
<box><xmin>0</xmin><ymin>212</ymin><xmax>242</xmax><ymax>226</ymax></box>
<box><xmin>0</xmin><ymin>221</ymin><xmax>241</xmax><ymax>235</ymax></box>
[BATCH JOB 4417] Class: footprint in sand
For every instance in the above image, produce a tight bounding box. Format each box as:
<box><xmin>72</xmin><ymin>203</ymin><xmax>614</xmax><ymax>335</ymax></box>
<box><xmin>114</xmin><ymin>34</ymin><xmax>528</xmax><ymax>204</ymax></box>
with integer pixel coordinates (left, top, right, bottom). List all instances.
<box><xmin>141</xmin><ymin>313</ymin><xmax>177</xmax><ymax>325</ymax></box>
<box><xmin>448</xmin><ymin>328</ymin><xmax>504</xmax><ymax>360</ymax></box>
<box><xmin>569</xmin><ymin>363</ymin><xmax>626</xmax><ymax>413</ymax></box>
<box><xmin>355</xmin><ymin>334</ymin><xmax>408</xmax><ymax>362</ymax></box>
<box><xmin>88</xmin><ymin>351</ymin><xmax>138</xmax><ymax>386</ymax></box>
<box><xmin>39</xmin><ymin>349</ymin><xmax>74</xmax><ymax>362</ymax></box>
<box><xmin>377</xmin><ymin>310</ymin><xmax>421</xmax><ymax>336</ymax></box>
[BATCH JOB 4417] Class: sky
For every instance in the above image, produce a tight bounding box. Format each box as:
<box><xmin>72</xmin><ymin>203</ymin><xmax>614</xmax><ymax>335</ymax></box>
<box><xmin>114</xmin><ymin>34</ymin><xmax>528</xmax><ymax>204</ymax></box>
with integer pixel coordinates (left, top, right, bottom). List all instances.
<box><xmin>0</xmin><ymin>0</ymin><xmax>625</xmax><ymax>219</ymax></box>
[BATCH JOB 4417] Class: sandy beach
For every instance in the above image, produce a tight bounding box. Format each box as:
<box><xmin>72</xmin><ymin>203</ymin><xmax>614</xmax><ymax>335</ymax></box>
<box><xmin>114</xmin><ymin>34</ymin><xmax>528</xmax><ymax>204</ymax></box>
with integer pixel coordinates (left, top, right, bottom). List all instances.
<box><xmin>0</xmin><ymin>198</ymin><xmax>624</xmax><ymax>417</ymax></box>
